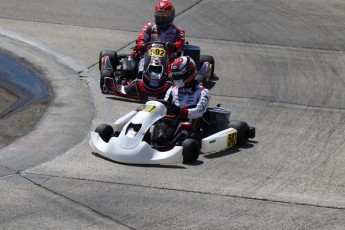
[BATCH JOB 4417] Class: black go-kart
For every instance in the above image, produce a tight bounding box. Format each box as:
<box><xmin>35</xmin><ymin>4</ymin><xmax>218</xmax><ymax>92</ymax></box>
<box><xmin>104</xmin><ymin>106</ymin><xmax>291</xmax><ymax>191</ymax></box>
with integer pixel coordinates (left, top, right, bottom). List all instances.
<box><xmin>99</xmin><ymin>41</ymin><xmax>215</xmax><ymax>102</ymax></box>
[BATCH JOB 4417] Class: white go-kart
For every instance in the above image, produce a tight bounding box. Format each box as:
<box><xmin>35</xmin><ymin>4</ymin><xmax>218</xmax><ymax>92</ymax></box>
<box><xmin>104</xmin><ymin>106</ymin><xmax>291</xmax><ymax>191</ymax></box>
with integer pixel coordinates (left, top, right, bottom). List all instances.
<box><xmin>89</xmin><ymin>100</ymin><xmax>255</xmax><ymax>164</ymax></box>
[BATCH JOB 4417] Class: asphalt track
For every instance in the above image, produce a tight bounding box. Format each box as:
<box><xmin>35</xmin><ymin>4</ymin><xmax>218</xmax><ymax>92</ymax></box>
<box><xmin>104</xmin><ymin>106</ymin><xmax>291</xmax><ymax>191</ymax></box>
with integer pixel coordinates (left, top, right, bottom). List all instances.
<box><xmin>1</xmin><ymin>0</ymin><xmax>345</xmax><ymax>229</ymax></box>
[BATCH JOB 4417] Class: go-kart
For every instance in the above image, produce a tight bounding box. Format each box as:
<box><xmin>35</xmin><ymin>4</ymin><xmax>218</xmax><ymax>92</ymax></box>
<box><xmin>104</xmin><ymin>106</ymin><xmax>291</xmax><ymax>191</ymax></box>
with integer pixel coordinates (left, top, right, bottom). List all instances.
<box><xmin>98</xmin><ymin>41</ymin><xmax>215</xmax><ymax>102</ymax></box>
<box><xmin>89</xmin><ymin>100</ymin><xmax>255</xmax><ymax>165</ymax></box>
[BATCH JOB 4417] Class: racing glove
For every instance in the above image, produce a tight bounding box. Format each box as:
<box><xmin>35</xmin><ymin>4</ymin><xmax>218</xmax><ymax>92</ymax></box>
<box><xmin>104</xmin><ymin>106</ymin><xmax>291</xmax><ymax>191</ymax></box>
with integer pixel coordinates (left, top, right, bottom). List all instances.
<box><xmin>131</xmin><ymin>45</ymin><xmax>146</xmax><ymax>57</ymax></box>
<box><xmin>139</xmin><ymin>45</ymin><xmax>146</xmax><ymax>55</ymax></box>
<box><xmin>165</xmin><ymin>42</ymin><xmax>177</xmax><ymax>53</ymax></box>
<box><xmin>130</xmin><ymin>50</ymin><xmax>138</xmax><ymax>58</ymax></box>
<box><xmin>172</xmin><ymin>107</ymin><xmax>188</xmax><ymax>118</ymax></box>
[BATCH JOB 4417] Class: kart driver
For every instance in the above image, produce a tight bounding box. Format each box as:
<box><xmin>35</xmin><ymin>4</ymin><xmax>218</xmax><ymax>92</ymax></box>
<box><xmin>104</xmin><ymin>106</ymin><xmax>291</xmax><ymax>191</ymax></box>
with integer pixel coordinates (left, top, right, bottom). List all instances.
<box><xmin>151</xmin><ymin>56</ymin><xmax>209</xmax><ymax>145</ymax></box>
<box><xmin>131</xmin><ymin>0</ymin><xmax>185</xmax><ymax>73</ymax></box>
<box><xmin>164</xmin><ymin>56</ymin><xmax>210</xmax><ymax>119</ymax></box>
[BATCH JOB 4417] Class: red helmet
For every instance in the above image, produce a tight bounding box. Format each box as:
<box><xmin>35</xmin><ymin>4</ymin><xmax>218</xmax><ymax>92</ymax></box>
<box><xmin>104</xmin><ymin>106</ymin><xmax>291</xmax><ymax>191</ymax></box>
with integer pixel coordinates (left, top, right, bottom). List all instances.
<box><xmin>170</xmin><ymin>56</ymin><xmax>197</xmax><ymax>88</ymax></box>
<box><xmin>154</xmin><ymin>0</ymin><xmax>175</xmax><ymax>30</ymax></box>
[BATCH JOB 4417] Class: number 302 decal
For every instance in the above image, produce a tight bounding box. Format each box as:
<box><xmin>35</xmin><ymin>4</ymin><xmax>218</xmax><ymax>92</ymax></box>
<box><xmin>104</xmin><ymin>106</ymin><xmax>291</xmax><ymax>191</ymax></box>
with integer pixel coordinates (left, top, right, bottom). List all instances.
<box><xmin>227</xmin><ymin>131</ymin><xmax>237</xmax><ymax>147</ymax></box>
<box><xmin>142</xmin><ymin>105</ymin><xmax>158</xmax><ymax>114</ymax></box>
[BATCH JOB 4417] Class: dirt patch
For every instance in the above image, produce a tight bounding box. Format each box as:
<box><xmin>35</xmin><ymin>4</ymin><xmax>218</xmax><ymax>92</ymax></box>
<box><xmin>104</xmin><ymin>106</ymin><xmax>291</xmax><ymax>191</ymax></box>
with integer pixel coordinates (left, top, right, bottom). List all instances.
<box><xmin>0</xmin><ymin>85</ymin><xmax>48</xmax><ymax>149</ymax></box>
<box><xmin>0</xmin><ymin>86</ymin><xmax>18</xmax><ymax>112</ymax></box>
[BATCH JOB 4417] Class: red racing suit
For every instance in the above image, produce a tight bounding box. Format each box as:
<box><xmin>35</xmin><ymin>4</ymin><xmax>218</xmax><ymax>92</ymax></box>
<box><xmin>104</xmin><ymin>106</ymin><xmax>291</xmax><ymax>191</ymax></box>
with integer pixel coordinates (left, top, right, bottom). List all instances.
<box><xmin>134</xmin><ymin>22</ymin><xmax>185</xmax><ymax>75</ymax></box>
<box><xmin>136</xmin><ymin>22</ymin><xmax>185</xmax><ymax>54</ymax></box>
<box><xmin>164</xmin><ymin>82</ymin><xmax>210</xmax><ymax>119</ymax></box>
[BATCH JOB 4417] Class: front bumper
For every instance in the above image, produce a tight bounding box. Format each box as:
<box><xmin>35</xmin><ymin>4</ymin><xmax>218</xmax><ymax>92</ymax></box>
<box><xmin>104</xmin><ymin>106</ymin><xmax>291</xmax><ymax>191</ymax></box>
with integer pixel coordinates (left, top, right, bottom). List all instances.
<box><xmin>89</xmin><ymin>131</ymin><xmax>183</xmax><ymax>164</ymax></box>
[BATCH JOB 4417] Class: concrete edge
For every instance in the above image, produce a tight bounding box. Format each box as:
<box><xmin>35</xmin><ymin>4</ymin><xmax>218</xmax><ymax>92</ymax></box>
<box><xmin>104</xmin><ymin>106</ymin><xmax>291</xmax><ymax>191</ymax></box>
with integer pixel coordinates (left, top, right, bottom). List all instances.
<box><xmin>0</xmin><ymin>29</ymin><xmax>95</xmax><ymax>170</ymax></box>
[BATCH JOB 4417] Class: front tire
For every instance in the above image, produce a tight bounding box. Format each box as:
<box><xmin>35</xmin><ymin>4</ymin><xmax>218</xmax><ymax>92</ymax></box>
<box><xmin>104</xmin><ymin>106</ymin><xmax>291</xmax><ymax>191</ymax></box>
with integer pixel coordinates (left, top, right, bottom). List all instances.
<box><xmin>95</xmin><ymin>124</ymin><xmax>114</xmax><ymax>143</ymax></box>
<box><xmin>182</xmin><ymin>138</ymin><xmax>200</xmax><ymax>163</ymax></box>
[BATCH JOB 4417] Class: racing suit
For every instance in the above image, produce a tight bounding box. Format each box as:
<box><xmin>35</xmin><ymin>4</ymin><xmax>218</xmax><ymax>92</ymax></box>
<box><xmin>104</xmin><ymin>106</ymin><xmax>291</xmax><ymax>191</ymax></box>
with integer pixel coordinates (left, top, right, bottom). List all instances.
<box><xmin>154</xmin><ymin>81</ymin><xmax>209</xmax><ymax>144</ymax></box>
<box><xmin>164</xmin><ymin>81</ymin><xmax>210</xmax><ymax>119</ymax></box>
<box><xmin>134</xmin><ymin>22</ymin><xmax>185</xmax><ymax>74</ymax></box>
<box><xmin>137</xmin><ymin>22</ymin><xmax>185</xmax><ymax>54</ymax></box>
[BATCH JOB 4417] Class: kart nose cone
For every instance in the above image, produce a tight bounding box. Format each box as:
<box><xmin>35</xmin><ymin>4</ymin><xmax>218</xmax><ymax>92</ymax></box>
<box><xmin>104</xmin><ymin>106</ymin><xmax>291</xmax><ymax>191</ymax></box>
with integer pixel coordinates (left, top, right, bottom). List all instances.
<box><xmin>118</xmin><ymin>123</ymin><xmax>144</xmax><ymax>149</ymax></box>
<box><xmin>89</xmin><ymin>132</ymin><xmax>183</xmax><ymax>164</ymax></box>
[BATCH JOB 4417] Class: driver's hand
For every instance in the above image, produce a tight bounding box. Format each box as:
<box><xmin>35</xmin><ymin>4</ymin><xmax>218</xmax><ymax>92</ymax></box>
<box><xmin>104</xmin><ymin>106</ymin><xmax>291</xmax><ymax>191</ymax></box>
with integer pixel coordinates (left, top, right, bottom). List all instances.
<box><xmin>140</xmin><ymin>45</ymin><xmax>146</xmax><ymax>55</ymax></box>
<box><xmin>130</xmin><ymin>50</ymin><xmax>138</xmax><ymax>58</ymax></box>
<box><xmin>171</xmin><ymin>107</ymin><xmax>188</xmax><ymax>118</ymax></box>
<box><xmin>165</xmin><ymin>42</ymin><xmax>177</xmax><ymax>53</ymax></box>
<box><xmin>131</xmin><ymin>45</ymin><xmax>146</xmax><ymax>57</ymax></box>
<box><xmin>171</xmin><ymin>107</ymin><xmax>181</xmax><ymax>116</ymax></box>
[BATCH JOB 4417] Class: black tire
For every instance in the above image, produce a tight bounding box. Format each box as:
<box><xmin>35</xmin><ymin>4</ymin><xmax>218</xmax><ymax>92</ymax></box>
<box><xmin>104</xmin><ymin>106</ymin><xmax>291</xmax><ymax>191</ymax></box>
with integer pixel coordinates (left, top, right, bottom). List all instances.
<box><xmin>99</xmin><ymin>50</ymin><xmax>118</xmax><ymax>72</ymax></box>
<box><xmin>228</xmin><ymin>120</ymin><xmax>250</xmax><ymax>145</ymax></box>
<box><xmin>114</xmin><ymin>131</ymin><xmax>120</xmax><ymax>137</ymax></box>
<box><xmin>199</xmin><ymin>55</ymin><xmax>215</xmax><ymax>78</ymax></box>
<box><xmin>143</xmin><ymin>131</ymin><xmax>151</xmax><ymax>144</ymax></box>
<box><xmin>182</xmin><ymin>138</ymin><xmax>200</xmax><ymax>163</ymax></box>
<box><xmin>100</xmin><ymin>69</ymin><xmax>114</xmax><ymax>92</ymax></box>
<box><xmin>95</xmin><ymin>124</ymin><xmax>114</xmax><ymax>143</ymax></box>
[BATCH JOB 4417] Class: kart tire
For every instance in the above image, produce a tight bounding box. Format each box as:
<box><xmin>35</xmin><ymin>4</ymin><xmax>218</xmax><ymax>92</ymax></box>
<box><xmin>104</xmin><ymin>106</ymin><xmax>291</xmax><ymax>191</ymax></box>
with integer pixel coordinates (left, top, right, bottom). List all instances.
<box><xmin>228</xmin><ymin>120</ymin><xmax>250</xmax><ymax>145</ymax></box>
<box><xmin>199</xmin><ymin>55</ymin><xmax>215</xmax><ymax>78</ymax></box>
<box><xmin>143</xmin><ymin>131</ymin><xmax>151</xmax><ymax>144</ymax></box>
<box><xmin>182</xmin><ymin>138</ymin><xmax>200</xmax><ymax>163</ymax></box>
<box><xmin>100</xmin><ymin>69</ymin><xmax>114</xmax><ymax>92</ymax></box>
<box><xmin>99</xmin><ymin>50</ymin><xmax>118</xmax><ymax>72</ymax></box>
<box><xmin>114</xmin><ymin>131</ymin><xmax>120</xmax><ymax>137</ymax></box>
<box><xmin>95</xmin><ymin>124</ymin><xmax>114</xmax><ymax>143</ymax></box>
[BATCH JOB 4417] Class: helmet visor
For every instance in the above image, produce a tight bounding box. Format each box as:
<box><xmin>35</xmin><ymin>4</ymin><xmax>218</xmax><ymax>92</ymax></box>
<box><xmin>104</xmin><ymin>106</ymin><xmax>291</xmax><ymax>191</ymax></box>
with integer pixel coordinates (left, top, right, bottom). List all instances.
<box><xmin>147</xmin><ymin>65</ymin><xmax>162</xmax><ymax>80</ymax></box>
<box><xmin>171</xmin><ymin>68</ymin><xmax>188</xmax><ymax>81</ymax></box>
<box><xmin>155</xmin><ymin>13</ymin><xmax>171</xmax><ymax>22</ymax></box>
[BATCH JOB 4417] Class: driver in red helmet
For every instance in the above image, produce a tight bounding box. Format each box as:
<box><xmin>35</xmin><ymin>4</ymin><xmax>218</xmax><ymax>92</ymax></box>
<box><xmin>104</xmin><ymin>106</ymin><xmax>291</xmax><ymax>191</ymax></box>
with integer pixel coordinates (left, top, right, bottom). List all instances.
<box><xmin>164</xmin><ymin>56</ymin><xmax>210</xmax><ymax>119</ymax></box>
<box><xmin>132</xmin><ymin>0</ymin><xmax>185</xmax><ymax>71</ymax></box>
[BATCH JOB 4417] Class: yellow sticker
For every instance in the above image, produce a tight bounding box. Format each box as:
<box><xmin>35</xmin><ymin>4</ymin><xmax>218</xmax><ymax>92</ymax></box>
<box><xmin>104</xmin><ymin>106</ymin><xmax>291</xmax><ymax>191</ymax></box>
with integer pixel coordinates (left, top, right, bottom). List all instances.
<box><xmin>149</xmin><ymin>47</ymin><xmax>166</xmax><ymax>58</ymax></box>
<box><xmin>227</xmin><ymin>131</ymin><xmax>237</xmax><ymax>147</ymax></box>
<box><xmin>142</xmin><ymin>105</ymin><xmax>158</xmax><ymax>114</ymax></box>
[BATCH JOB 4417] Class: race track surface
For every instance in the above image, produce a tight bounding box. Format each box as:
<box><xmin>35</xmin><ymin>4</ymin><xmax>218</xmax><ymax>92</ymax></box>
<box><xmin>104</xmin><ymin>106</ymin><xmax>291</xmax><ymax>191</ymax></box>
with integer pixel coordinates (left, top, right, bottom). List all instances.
<box><xmin>1</xmin><ymin>0</ymin><xmax>345</xmax><ymax>229</ymax></box>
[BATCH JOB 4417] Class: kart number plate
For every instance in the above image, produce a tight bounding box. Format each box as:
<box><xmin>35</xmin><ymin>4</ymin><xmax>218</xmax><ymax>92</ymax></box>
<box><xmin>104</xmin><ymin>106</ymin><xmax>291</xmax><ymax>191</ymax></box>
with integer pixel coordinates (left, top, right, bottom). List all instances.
<box><xmin>227</xmin><ymin>131</ymin><xmax>237</xmax><ymax>147</ymax></box>
<box><xmin>149</xmin><ymin>47</ymin><xmax>166</xmax><ymax>58</ymax></box>
<box><xmin>142</xmin><ymin>105</ymin><xmax>158</xmax><ymax>114</ymax></box>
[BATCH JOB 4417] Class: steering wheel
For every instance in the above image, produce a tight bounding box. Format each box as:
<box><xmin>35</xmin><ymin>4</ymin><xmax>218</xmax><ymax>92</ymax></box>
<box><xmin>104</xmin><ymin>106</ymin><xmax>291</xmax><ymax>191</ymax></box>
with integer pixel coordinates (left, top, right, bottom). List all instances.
<box><xmin>155</xmin><ymin>99</ymin><xmax>178</xmax><ymax>115</ymax></box>
<box><xmin>143</xmin><ymin>41</ymin><xmax>166</xmax><ymax>48</ymax></box>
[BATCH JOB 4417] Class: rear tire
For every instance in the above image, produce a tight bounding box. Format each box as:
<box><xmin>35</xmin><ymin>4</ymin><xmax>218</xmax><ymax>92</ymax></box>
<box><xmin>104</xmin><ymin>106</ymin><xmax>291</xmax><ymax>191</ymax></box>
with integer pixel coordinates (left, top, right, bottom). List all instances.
<box><xmin>100</xmin><ymin>69</ymin><xmax>114</xmax><ymax>92</ymax></box>
<box><xmin>182</xmin><ymin>138</ymin><xmax>200</xmax><ymax>163</ymax></box>
<box><xmin>99</xmin><ymin>50</ymin><xmax>118</xmax><ymax>72</ymax></box>
<box><xmin>95</xmin><ymin>124</ymin><xmax>114</xmax><ymax>143</ymax></box>
<box><xmin>228</xmin><ymin>120</ymin><xmax>250</xmax><ymax>145</ymax></box>
<box><xmin>199</xmin><ymin>55</ymin><xmax>215</xmax><ymax>78</ymax></box>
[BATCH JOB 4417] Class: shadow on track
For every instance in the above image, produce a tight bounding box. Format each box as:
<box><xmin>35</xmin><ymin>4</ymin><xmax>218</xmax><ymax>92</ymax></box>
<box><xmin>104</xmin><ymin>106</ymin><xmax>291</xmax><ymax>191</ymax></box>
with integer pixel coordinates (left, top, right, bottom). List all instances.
<box><xmin>203</xmin><ymin>141</ymin><xmax>257</xmax><ymax>159</ymax></box>
<box><xmin>92</xmin><ymin>152</ymin><xmax>187</xmax><ymax>169</ymax></box>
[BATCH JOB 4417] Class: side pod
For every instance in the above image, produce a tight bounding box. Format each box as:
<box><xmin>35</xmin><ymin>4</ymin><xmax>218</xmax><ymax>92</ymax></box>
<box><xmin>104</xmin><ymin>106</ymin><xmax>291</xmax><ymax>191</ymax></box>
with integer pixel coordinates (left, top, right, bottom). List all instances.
<box><xmin>200</xmin><ymin>127</ymin><xmax>237</xmax><ymax>153</ymax></box>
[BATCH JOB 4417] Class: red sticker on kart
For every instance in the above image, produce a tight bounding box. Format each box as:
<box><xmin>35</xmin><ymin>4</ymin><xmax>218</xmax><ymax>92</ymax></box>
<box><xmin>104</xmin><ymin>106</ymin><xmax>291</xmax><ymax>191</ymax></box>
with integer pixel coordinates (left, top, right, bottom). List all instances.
<box><xmin>142</xmin><ymin>105</ymin><xmax>158</xmax><ymax>114</ymax></box>
<box><xmin>227</xmin><ymin>131</ymin><xmax>237</xmax><ymax>147</ymax></box>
